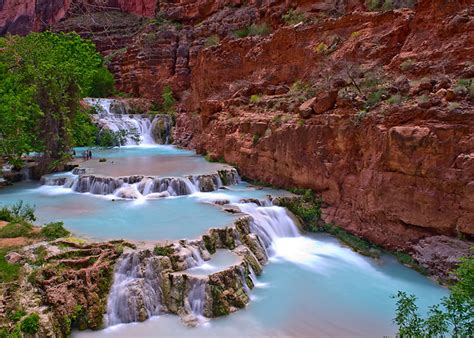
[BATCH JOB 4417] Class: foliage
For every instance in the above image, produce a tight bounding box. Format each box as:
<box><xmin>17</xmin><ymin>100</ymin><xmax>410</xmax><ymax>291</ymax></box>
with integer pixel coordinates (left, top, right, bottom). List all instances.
<box><xmin>400</xmin><ymin>58</ymin><xmax>415</xmax><ymax>72</ymax></box>
<box><xmin>0</xmin><ymin>248</ymin><xmax>21</xmax><ymax>282</ymax></box>
<box><xmin>387</xmin><ymin>94</ymin><xmax>403</xmax><ymax>105</ymax></box>
<box><xmin>249</xmin><ymin>94</ymin><xmax>262</xmax><ymax>104</ymax></box>
<box><xmin>0</xmin><ymin>32</ymin><xmax>114</xmax><ymax>170</ymax></box>
<box><xmin>279</xmin><ymin>189</ymin><xmax>321</xmax><ymax>231</ymax></box>
<box><xmin>282</xmin><ymin>9</ymin><xmax>306</xmax><ymax>25</ymax></box>
<box><xmin>314</xmin><ymin>42</ymin><xmax>328</xmax><ymax>54</ymax></box>
<box><xmin>393</xmin><ymin>255</ymin><xmax>474</xmax><ymax>336</ymax></box>
<box><xmin>350</xmin><ymin>31</ymin><xmax>361</xmax><ymax>39</ymax></box>
<box><xmin>455</xmin><ymin>78</ymin><xmax>474</xmax><ymax>95</ymax></box>
<box><xmin>205</xmin><ymin>35</ymin><xmax>220</xmax><ymax>47</ymax></box>
<box><xmin>366</xmin><ymin>0</ymin><xmax>394</xmax><ymax>11</ymax></box>
<box><xmin>352</xmin><ymin>110</ymin><xmax>368</xmax><ymax>125</ymax></box>
<box><xmin>234</xmin><ymin>24</ymin><xmax>271</xmax><ymax>38</ymax></box>
<box><xmin>19</xmin><ymin>313</ymin><xmax>40</xmax><ymax>334</ymax></box>
<box><xmin>40</xmin><ymin>221</ymin><xmax>70</xmax><ymax>240</ymax></box>
<box><xmin>71</xmin><ymin>109</ymin><xmax>99</xmax><ymax>147</ymax></box>
<box><xmin>0</xmin><ymin>222</ymin><xmax>34</xmax><ymax>239</ymax></box>
<box><xmin>97</xmin><ymin>129</ymin><xmax>140</xmax><ymax>147</ymax></box>
<box><xmin>153</xmin><ymin>245</ymin><xmax>174</xmax><ymax>256</ymax></box>
<box><xmin>89</xmin><ymin>67</ymin><xmax>115</xmax><ymax>97</ymax></box>
<box><xmin>153</xmin><ymin>12</ymin><xmax>183</xmax><ymax>29</ymax></box>
<box><xmin>0</xmin><ymin>201</ymin><xmax>36</xmax><ymax>223</ymax></box>
<box><xmin>366</xmin><ymin>89</ymin><xmax>387</xmax><ymax>108</ymax></box>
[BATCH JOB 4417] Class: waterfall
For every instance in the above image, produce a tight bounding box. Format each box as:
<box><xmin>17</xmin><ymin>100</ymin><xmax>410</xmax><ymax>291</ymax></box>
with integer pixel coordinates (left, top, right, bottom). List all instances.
<box><xmin>85</xmin><ymin>98</ymin><xmax>172</xmax><ymax>146</ymax></box>
<box><xmin>40</xmin><ymin>169</ymin><xmax>240</xmax><ymax>199</ymax></box>
<box><xmin>106</xmin><ymin>253</ymin><xmax>162</xmax><ymax>326</ymax></box>
<box><xmin>236</xmin><ymin>203</ymin><xmax>300</xmax><ymax>251</ymax></box>
<box><xmin>187</xmin><ymin>278</ymin><xmax>207</xmax><ymax>321</ymax></box>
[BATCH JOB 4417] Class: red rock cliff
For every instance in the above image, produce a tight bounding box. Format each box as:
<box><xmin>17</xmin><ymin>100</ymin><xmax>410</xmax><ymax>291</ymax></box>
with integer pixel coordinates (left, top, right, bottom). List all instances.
<box><xmin>2</xmin><ymin>0</ymin><xmax>473</xmax><ymax>253</ymax></box>
<box><xmin>175</xmin><ymin>0</ymin><xmax>474</xmax><ymax>250</ymax></box>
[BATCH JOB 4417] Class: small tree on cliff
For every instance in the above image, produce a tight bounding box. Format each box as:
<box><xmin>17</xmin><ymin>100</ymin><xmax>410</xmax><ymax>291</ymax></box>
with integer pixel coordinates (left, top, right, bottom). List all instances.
<box><xmin>0</xmin><ymin>32</ymin><xmax>114</xmax><ymax>171</ymax></box>
<box><xmin>393</xmin><ymin>255</ymin><xmax>474</xmax><ymax>336</ymax></box>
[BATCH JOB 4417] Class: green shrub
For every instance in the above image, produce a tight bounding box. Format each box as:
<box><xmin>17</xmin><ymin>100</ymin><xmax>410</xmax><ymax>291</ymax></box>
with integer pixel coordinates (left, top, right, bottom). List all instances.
<box><xmin>400</xmin><ymin>59</ymin><xmax>415</xmax><ymax>72</ymax></box>
<box><xmin>89</xmin><ymin>67</ymin><xmax>115</xmax><ymax>97</ymax></box>
<box><xmin>40</xmin><ymin>222</ymin><xmax>70</xmax><ymax>240</ymax></box>
<box><xmin>350</xmin><ymin>31</ymin><xmax>361</xmax><ymax>39</ymax></box>
<box><xmin>0</xmin><ymin>248</ymin><xmax>21</xmax><ymax>282</ymax></box>
<box><xmin>0</xmin><ymin>201</ymin><xmax>36</xmax><ymax>223</ymax></box>
<box><xmin>455</xmin><ymin>78</ymin><xmax>474</xmax><ymax>95</ymax></box>
<box><xmin>234</xmin><ymin>23</ymin><xmax>271</xmax><ymax>38</ymax></box>
<box><xmin>314</xmin><ymin>42</ymin><xmax>328</xmax><ymax>54</ymax></box>
<box><xmin>366</xmin><ymin>89</ymin><xmax>387</xmax><ymax>108</ymax></box>
<box><xmin>20</xmin><ymin>313</ymin><xmax>40</xmax><ymax>334</ymax></box>
<box><xmin>249</xmin><ymin>94</ymin><xmax>262</xmax><ymax>104</ymax></box>
<box><xmin>0</xmin><ymin>222</ymin><xmax>33</xmax><ymax>238</ymax></box>
<box><xmin>153</xmin><ymin>245</ymin><xmax>174</xmax><ymax>256</ymax></box>
<box><xmin>393</xmin><ymin>255</ymin><xmax>474</xmax><ymax>337</ymax></box>
<box><xmin>282</xmin><ymin>9</ymin><xmax>306</xmax><ymax>25</ymax></box>
<box><xmin>387</xmin><ymin>94</ymin><xmax>403</xmax><ymax>105</ymax></box>
<box><xmin>8</xmin><ymin>310</ymin><xmax>26</xmax><ymax>322</ymax></box>
<box><xmin>204</xmin><ymin>35</ymin><xmax>220</xmax><ymax>47</ymax></box>
<box><xmin>366</xmin><ymin>0</ymin><xmax>394</xmax><ymax>11</ymax></box>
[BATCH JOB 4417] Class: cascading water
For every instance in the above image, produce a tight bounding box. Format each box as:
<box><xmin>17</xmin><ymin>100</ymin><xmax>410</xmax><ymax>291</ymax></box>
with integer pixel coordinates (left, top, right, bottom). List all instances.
<box><xmin>186</xmin><ymin>278</ymin><xmax>207</xmax><ymax>322</ymax></box>
<box><xmin>40</xmin><ymin>169</ymin><xmax>240</xmax><ymax>199</ymax></box>
<box><xmin>236</xmin><ymin>203</ymin><xmax>301</xmax><ymax>252</ymax></box>
<box><xmin>85</xmin><ymin>98</ymin><xmax>172</xmax><ymax>146</ymax></box>
<box><xmin>106</xmin><ymin>253</ymin><xmax>162</xmax><ymax>326</ymax></box>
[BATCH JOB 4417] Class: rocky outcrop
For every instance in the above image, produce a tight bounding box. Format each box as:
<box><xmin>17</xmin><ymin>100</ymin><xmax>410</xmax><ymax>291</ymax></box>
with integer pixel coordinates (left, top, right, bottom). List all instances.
<box><xmin>0</xmin><ymin>240</ymin><xmax>128</xmax><ymax>336</ymax></box>
<box><xmin>412</xmin><ymin>236</ymin><xmax>474</xmax><ymax>282</ymax></box>
<box><xmin>174</xmin><ymin>0</ymin><xmax>474</xmax><ymax>251</ymax></box>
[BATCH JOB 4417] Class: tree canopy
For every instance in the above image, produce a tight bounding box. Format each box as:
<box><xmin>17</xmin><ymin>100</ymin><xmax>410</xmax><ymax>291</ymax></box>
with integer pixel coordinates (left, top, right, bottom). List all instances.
<box><xmin>0</xmin><ymin>32</ymin><xmax>114</xmax><ymax>171</ymax></box>
<box><xmin>393</xmin><ymin>254</ymin><xmax>474</xmax><ymax>336</ymax></box>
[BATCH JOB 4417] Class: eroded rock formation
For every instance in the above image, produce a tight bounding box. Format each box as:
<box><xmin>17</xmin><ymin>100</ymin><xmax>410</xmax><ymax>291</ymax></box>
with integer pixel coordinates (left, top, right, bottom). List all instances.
<box><xmin>2</xmin><ymin>0</ymin><xmax>473</xmax><ymax>253</ymax></box>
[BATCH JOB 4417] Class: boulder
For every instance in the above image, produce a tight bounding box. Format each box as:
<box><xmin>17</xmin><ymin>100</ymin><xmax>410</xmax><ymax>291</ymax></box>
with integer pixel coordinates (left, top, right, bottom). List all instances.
<box><xmin>5</xmin><ymin>252</ymin><xmax>23</xmax><ymax>264</ymax></box>
<box><xmin>298</xmin><ymin>98</ymin><xmax>316</xmax><ymax>118</ymax></box>
<box><xmin>312</xmin><ymin>90</ymin><xmax>338</xmax><ymax>114</ymax></box>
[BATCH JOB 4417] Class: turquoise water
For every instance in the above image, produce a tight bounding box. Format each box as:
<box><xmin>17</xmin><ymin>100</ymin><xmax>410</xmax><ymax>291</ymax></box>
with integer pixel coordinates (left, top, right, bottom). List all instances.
<box><xmin>0</xmin><ymin>182</ymin><xmax>236</xmax><ymax>241</ymax></box>
<box><xmin>0</xmin><ymin>181</ymin><xmax>288</xmax><ymax>241</ymax></box>
<box><xmin>0</xmin><ymin>146</ymin><xmax>449</xmax><ymax>336</ymax></box>
<box><xmin>76</xmin><ymin>234</ymin><xmax>448</xmax><ymax>337</ymax></box>
<box><xmin>74</xmin><ymin>145</ymin><xmax>195</xmax><ymax>159</ymax></box>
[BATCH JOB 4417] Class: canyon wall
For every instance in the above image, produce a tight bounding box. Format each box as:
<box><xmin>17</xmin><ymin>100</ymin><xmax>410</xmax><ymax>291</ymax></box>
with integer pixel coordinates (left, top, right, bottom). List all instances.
<box><xmin>1</xmin><ymin>0</ymin><xmax>473</xmax><ymax>250</ymax></box>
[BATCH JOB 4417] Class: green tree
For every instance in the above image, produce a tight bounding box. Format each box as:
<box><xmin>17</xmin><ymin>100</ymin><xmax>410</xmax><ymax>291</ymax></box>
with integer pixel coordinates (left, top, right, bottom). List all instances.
<box><xmin>0</xmin><ymin>32</ymin><xmax>114</xmax><ymax>172</ymax></box>
<box><xmin>393</xmin><ymin>255</ymin><xmax>474</xmax><ymax>336</ymax></box>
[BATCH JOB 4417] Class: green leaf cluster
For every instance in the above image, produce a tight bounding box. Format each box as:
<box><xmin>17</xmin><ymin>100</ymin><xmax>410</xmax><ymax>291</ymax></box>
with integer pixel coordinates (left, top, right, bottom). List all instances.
<box><xmin>0</xmin><ymin>32</ymin><xmax>114</xmax><ymax>169</ymax></box>
<box><xmin>393</xmin><ymin>254</ymin><xmax>474</xmax><ymax>336</ymax></box>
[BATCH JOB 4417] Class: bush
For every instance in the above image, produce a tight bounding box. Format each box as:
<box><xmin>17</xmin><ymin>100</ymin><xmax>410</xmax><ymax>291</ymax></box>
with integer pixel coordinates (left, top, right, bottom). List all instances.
<box><xmin>393</xmin><ymin>255</ymin><xmax>474</xmax><ymax>337</ymax></box>
<box><xmin>366</xmin><ymin>89</ymin><xmax>387</xmax><ymax>108</ymax></box>
<box><xmin>400</xmin><ymin>59</ymin><xmax>415</xmax><ymax>72</ymax></box>
<box><xmin>89</xmin><ymin>67</ymin><xmax>115</xmax><ymax>97</ymax></box>
<box><xmin>153</xmin><ymin>246</ymin><xmax>174</xmax><ymax>256</ymax></box>
<box><xmin>234</xmin><ymin>23</ymin><xmax>271</xmax><ymax>38</ymax></box>
<box><xmin>314</xmin><ymin>42</ymin><xmax>328</xmax><ymax>54</ymax></box>
<box><xmin>282</xmin><ymin>9</ymin><xmax>306</xmax><ymax>25</ymax></box>
<box><xmin>40</xmin><ymin>222</ymin><xmax>70</xmax><ymax>240</ymax></box>
<box><xmin>20</xmin><ymin>313</ymin><xmax>40</xmax><ymax>334</ymax></box>
<box><xmin>0</xmin><ymin>201</ymin><xmax>36</xmax><ymax>223</ymax></box>
<box><xmin>249</xmin><ymin>94</ymin><xmax>262</xmax><ymax>104</ymax></box>
<box><xmin>0</xmin><ymin>222</ymin><xmax>33</xmax><ymax>238</ymax></box>
<box><xmin>205</xmin><ymin>35</ymin><xmax>220</xmax><ymax>47</ymax></box>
